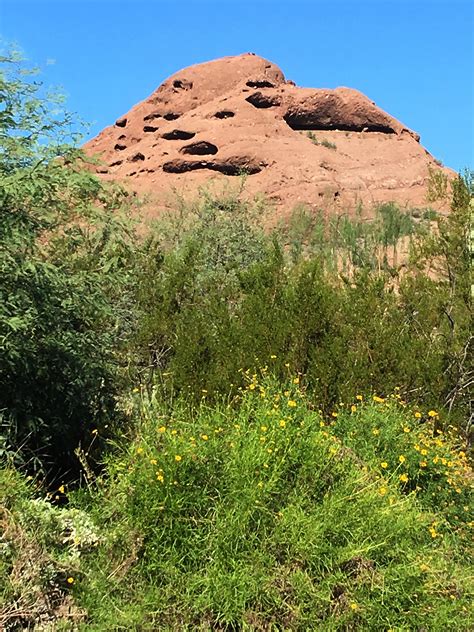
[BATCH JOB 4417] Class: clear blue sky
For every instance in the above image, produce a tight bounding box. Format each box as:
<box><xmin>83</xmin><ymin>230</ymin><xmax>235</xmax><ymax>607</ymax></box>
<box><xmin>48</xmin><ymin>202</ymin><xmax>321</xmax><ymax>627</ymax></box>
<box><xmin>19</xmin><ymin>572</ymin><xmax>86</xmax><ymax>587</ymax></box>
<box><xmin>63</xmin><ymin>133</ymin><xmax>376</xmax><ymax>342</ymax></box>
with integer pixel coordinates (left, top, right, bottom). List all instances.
<box><xmin>1</xmin><ymin>0</ymin><xmax>473</xmax><ymax>171</ymax></box>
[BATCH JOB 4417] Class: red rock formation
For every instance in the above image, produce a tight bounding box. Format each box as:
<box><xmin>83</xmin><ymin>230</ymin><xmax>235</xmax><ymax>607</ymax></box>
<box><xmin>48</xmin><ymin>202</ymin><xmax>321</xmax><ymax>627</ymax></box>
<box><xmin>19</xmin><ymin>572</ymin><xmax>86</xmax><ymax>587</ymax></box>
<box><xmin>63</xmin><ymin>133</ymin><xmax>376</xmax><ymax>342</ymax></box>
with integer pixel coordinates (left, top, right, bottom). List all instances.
<box><xmin>85</xmin><ymin>53</ymin><xmax>453</xmax><ymax>219</ymax></box>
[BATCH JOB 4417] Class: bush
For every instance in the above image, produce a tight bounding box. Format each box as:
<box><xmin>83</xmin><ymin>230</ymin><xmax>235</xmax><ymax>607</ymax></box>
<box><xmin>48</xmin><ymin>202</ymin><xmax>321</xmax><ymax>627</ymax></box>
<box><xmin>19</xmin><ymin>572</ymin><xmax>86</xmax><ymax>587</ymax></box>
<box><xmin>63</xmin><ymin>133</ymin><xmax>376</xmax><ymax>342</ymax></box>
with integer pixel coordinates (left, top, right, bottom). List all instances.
<box><xmin>132</xmin><ymin>193</ymin><xmax>469</xmax><ymax>425</ymax></box>
<box><xmin>12</xmin><ymin>377</ymin><xmax>469</xmax><ymax>630</ymax></box>
<box><xmin>0</xmin><ymin>53</ymin><xmax>139</xmax><ymax>479</ymax></box>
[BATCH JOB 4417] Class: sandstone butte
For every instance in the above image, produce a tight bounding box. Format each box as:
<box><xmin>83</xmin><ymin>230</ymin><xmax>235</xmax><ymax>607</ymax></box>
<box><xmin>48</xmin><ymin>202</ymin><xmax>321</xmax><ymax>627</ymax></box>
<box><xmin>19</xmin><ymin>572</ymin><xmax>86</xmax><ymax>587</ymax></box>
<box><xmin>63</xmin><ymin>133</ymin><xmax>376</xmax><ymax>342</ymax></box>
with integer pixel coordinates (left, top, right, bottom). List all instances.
<box><xmin>84</xmin><ymin>53</ymin><xmax>454</xmax><ymax>221</ymax></box>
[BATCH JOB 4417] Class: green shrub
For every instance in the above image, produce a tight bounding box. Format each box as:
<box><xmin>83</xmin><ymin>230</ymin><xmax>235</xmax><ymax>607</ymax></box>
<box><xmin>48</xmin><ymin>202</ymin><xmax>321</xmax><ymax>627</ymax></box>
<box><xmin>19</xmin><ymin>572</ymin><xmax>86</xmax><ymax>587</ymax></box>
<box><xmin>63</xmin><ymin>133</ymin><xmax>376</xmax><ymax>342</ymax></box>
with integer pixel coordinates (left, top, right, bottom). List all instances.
<box><xmin>37</xmin><ymin>378</ymin><xmax>472</xmax><ymax>629</ymax></box>
<box><xmin>0</xmin><ymin>54</ymin><xmax>139</xmax><ymax>479</ymax></box>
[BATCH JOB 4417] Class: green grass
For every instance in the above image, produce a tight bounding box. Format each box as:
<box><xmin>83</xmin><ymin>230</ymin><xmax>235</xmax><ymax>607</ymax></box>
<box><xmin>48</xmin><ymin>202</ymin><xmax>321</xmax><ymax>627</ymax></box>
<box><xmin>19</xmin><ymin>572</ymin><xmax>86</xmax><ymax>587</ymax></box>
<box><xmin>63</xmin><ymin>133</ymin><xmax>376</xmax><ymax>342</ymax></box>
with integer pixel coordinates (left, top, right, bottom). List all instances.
<box><xmin>304</xmin><ymin>131</ymin><xmax>337</xmax><ymax>150</ymax></box>
<box><xmin>2</xmin><ymin>371</ymin><xmax>472</xmax><ymax>630</ymax></box>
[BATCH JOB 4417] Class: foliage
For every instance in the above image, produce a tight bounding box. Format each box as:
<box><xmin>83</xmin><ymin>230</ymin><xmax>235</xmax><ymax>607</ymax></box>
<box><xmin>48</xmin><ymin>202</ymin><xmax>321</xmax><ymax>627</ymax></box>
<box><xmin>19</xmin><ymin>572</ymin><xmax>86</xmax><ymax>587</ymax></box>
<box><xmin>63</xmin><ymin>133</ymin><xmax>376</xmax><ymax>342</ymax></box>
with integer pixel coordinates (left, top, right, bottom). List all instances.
<box><xmin>426</xmin><ymin>165</ymin><xmax>449</xmax><ymax>203</ymax></box>
<box><xmin>305</xmin><ymin>130</ymin><xmax>337</xmax><ymax>150</ymax></box>
<box><xmin>132</xmin><ymin>189</ymin><xmax>470</xmax><ymax>429</ymax></box>
<box><xmin>411</xmin><ymin>171</ymin><xmax>473</xmax><ymax>428</ymax></box>
<box><xmin>0</xmin><ymin>468</ymin><xmax>94</xmax><ymax>629</ymax></box>
<box><xmin>0</xmin><ymin>53</ymin><xmax>139</xmax><ymax>479</ymax></box>
<box><xmin>1</xmin><ymin>44</ymin><xmax>473</xmax><ymax>631</ymax></box>
<box><xmin>3</xmin><ymin>379</ymin><xmax>472</xmax><ymax>629</ymax></box>
<box><xmin>278</xmin><ymin>201</ymin><xmax>421</xmax><ymax>269</ymax></box>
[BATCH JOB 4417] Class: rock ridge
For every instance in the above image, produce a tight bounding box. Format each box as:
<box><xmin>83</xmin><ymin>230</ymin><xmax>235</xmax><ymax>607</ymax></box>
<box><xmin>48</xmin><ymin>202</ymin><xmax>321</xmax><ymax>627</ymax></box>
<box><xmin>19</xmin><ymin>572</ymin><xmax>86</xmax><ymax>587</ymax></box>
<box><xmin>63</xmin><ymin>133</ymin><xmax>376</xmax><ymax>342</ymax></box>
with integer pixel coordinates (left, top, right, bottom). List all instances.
<box><xmin>85</xmin><ymin>53</ymin><xmax>452</xmax><ymax>218</ymax></box>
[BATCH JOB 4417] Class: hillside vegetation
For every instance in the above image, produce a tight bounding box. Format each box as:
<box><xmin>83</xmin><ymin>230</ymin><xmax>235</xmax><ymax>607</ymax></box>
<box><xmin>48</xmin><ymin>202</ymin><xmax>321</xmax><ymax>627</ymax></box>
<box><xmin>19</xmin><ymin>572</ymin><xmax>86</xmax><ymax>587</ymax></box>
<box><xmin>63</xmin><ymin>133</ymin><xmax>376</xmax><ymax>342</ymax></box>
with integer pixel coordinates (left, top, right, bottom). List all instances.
<box><xmin>1</xmin><ymin>54</ymin><xmax>473</xmax><ymax>631</ymax></box>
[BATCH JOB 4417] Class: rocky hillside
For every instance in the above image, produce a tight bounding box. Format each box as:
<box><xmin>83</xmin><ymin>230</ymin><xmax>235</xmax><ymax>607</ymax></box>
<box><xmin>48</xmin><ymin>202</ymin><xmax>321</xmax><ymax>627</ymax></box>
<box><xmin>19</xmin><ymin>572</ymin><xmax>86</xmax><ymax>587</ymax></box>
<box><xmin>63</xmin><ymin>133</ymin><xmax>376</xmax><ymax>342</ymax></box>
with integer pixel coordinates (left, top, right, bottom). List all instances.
<box><xmin>85</xmin><ymin>53</ymin><xmax>452</xmax><ymax>218</ymax></box>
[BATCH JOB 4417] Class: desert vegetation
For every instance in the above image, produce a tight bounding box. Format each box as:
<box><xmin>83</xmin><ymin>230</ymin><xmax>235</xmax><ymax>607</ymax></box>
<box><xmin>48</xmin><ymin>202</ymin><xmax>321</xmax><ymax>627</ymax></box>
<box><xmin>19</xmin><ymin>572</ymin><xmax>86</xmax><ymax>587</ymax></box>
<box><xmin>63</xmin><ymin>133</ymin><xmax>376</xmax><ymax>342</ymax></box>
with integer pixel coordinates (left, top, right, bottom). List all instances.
<box><xmin>1</xmin><ymin>54</ymin><xmax>473</xmax><ymax>630</ymax></box>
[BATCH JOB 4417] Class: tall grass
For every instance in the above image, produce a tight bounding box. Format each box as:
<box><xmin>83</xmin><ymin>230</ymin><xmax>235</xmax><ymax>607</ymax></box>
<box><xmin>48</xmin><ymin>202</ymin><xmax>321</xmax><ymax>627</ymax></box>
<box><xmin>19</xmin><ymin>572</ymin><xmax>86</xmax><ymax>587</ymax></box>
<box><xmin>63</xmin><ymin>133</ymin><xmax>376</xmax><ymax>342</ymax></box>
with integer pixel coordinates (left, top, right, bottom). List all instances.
<box><xmin>2</xmin><ymin>375</ymin><xmax>472</xmax><ymax>629</ymax></box>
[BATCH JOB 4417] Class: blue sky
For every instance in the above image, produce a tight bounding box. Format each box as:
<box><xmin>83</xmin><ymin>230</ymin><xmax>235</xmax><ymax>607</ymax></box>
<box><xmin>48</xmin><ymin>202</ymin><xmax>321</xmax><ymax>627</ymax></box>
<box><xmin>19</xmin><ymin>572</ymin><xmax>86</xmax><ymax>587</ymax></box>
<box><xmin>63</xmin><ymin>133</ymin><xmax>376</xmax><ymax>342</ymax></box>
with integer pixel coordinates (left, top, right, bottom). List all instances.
<box><xmin>1</xmin><ymin>0</ymin><xmax>473</xmax><ymax>171</ymax></box>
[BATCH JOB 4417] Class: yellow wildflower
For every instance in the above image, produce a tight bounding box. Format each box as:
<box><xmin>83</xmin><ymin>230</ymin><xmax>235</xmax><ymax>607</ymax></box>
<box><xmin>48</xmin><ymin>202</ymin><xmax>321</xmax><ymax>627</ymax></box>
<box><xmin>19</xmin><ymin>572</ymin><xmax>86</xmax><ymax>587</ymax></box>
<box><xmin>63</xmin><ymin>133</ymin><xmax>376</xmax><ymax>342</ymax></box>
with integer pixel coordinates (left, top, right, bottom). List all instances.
<box><xmin>150</xmin><ymin>459</ymin><xmax>157</xmax><ymax>465</ymax></box>
<box><xmin>136</xmin><ymin>447</ymin><xmax>144</xmax><ymax>455</ymax></box>
<box><xmin>293</xmin><ymin>377</ymin><xmax>300</xmax><ymax>385</ymax></box>
<box><xmin>279</xmin><ymin>420</ymin><xmax>286</xmax><ymax>428</ymax></box>
<box><xmin>428</xmin><ymin>410</ymin><xmax>438</xmax><ymax>418</ymax></box>
<box><xmin>403</xmin><ymin>427</ymin><xmax>411</xmax><ymax>433</ymax></box>
<box><xmin>350</xmin><ymin>602</ymin><xmax>359</xmax><ymax>611</ymax></box>
<box><xmin>201</xmin><ymin>434</ymin><xmax>209</xmax><ymax>441</ymax></box>
<box><xmin>174</xmin><ymin>455</ymin><xmax>182</xmax><ymax>462</ymax></box>
<box><xmin>249</xmin><ymin>383</ymin><xmax>256</xmax><ymax>390</ymax></box>
<box><xmin>158</xmin><ymin>426</ymin><xmax>166</xmax><ymax>433</ymax></box>
<box><xmin>429</xmin><ymin>526</ymin><xmax>438</xmax><ymax>538</ymax></box>
<box><xmin>331</xmin><ymin>411</ymin><xmax>338</xmax><ymax>418</ymax></box>
<box><xmin>156</xmin><ymin>473</ymin><xmax>164</xmax><ymax>482</ymax></box>
<box><xmin>379</xmin><ymin>486</ymin><xmax>388</xmax><ymax>496</ymax></box>
<box><xmin>270</xmin><ymin>354</ymin><xmax>277</xmax><ymax>359</ymax></box>
<box><xmin>66</xmin><ymin>577</ymin><xmax>74</xmax><ymax>585</ymax></box>
<box><xmin>399</xmin><ymin>455</ymin><xmax>406</xmax><ymax>464</ymax></box>
<box><xmin>399</xmin><ymin>473</ymin><xmax>409</xmax><ymax>483</ymax></box>
<box><xmin>414</xmin><ymin>411</ymin><xmax>422</xmax><ymax>419</ymax></box>
<box><xmin>381</xmin><ymin>462</ymin><xmax>388</xmax><ymax>469</ymax></box>
<box><xmin>373</xmin><ymin>395</ymin><xmax>384</xmax><ymax>403</ymax></box>
<box><xmin>288</xmin><ymin>400</ymin><xmax>297</xmax><ymax>408</ymax></box>
<box><xmin>372</xmin><ymin>428</ymin><xmax>380</xmax><ymax>436</ymax></box>
<box><xmin>351</xmin><ymin>405</ymin><xmax>357</xmax><ymax>413</ymax></box>
<box><xmin>260</xmin><ymin>425</ymin><xmax>268</xmax><ymax>432</ymax></box>
<box><xmin>420</xmin><ymin>461</ymin><xmax>427</xmax><ymax>468</ymax></box>
<box><xmin>356</xmin><ymin>394</ymin><xmax>363</xmax><ymax>401</ymax></box>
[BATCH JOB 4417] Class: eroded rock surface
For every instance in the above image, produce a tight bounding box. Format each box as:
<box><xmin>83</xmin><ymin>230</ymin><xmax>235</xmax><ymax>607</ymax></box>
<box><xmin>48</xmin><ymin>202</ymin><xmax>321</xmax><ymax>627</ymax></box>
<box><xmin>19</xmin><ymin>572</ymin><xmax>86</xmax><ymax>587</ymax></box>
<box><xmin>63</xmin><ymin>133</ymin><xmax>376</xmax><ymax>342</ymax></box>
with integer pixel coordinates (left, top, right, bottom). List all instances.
<box><xmin>85</xmin><ymin>53</ymin><xmax>452</xmax><ymax>219</ymax></box>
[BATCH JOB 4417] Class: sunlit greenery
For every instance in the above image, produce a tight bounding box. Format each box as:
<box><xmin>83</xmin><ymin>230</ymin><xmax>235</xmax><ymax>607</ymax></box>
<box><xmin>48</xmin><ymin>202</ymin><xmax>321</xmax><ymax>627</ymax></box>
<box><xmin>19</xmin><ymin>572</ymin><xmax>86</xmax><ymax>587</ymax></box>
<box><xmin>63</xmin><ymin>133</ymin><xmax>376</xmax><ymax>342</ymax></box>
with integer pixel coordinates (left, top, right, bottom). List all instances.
<box><xmin>1</xmin><ymin>51</ymin><xmax>472</xmax><ymax>630</ymax></box>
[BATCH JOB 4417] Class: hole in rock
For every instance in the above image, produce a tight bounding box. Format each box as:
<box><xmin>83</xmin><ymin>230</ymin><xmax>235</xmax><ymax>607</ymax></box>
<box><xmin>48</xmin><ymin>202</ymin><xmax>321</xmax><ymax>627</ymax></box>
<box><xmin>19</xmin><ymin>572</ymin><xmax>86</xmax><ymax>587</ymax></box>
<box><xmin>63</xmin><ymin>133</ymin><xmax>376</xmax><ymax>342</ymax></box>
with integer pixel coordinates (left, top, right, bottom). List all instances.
<box><xmin>162</xmin><ymin>130</ymin><xmax>196</xmax><ymax>141</ymax></box>
<box><xmin>283</xmin><ymin>112</ymin><xmax>396</xmax><ymax>134</ymax></box>
<box><xmin>115</xmin><ymin>117</ymin><xmax>127</xmax><ymax>128</ymax></box>
<box><xmin>245</xmin><ymin>92</ymin><xmax>281</xmax><ymax>109</ymax></box>
<box><xmin>214</xmin><ymin>110</ymin><xmax>235</xmax><ymax>119</ymax></box>
<box><xmin>180</xmin><ymin>141</ymin><xmax>218</xmax><ymax>156</ymax></box>
<box><xmin>172</xmin><ymin>79</ymin><xmax>193</xmax><ymax>90</ymax></box>
<box><xmin>128</xmin><ymin>152</ymin><xmax>145</xmax><ymax>162</ymax></box>
<box><xmin>144</xmin><ymin>112</ymin><xmax>161</xmax><ymax>122</ymax></box>
<box><xmin>163</xmin><ymin>112</ymin><xmax>181</xmax><ymax>121</ymax></box>
<box><xmin>246</xmin><ymin>80</ymin><xmax>275</xmax><ymax>88</ymax></box>
<box><xmin>114</xmin><ymin>143</ymin><xmax>127</xmax><ymax>151</ymax></box>
<box><xmin>109</xmin><ymin>159</ymin><xmax>123</xmax><ymax>167</ymax></box>
<box><xmin>143</xmin><ymin>125</ymin><xmax>159</xmax><ymax>133</ymax></box>
<box><xmin>118</xmin><ymin>134</ymin><xmax>126</xmax><ymax>140</ymax></box>
<box><xmin>163</xmin><ymin>158</ymin><xmax>264</xmax><ymax>176</ymax></box>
